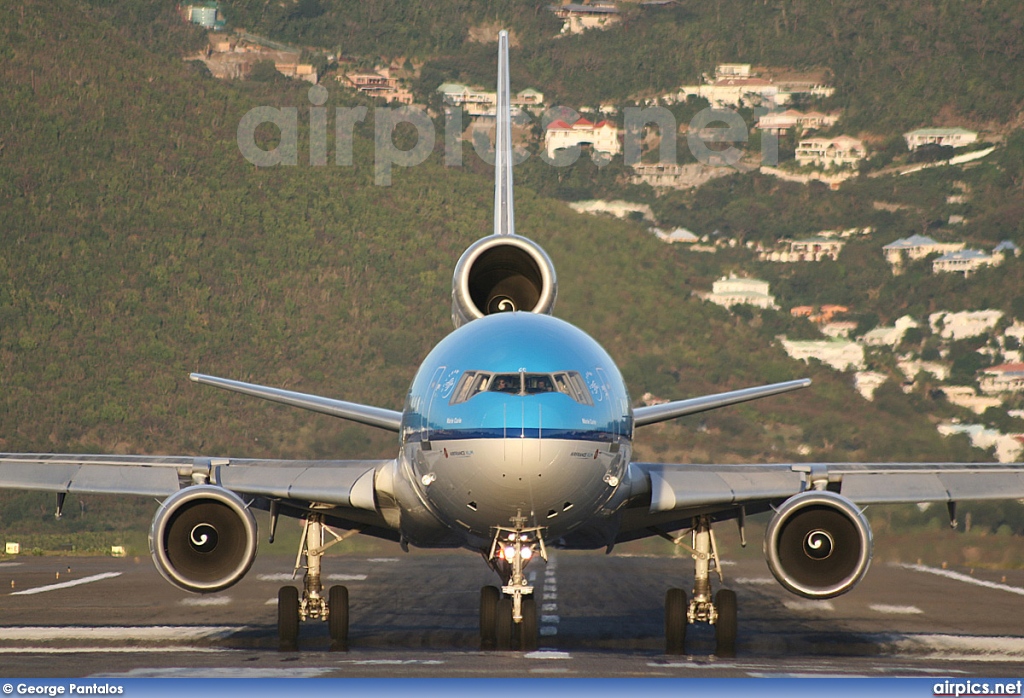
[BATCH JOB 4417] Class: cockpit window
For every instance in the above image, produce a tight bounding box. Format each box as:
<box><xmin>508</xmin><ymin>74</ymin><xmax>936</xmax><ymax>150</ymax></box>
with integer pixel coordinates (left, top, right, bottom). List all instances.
<box><xmin>449</xmin><ymin>370</ymin><xmax>594</xmax><ymax>406</ymax></box>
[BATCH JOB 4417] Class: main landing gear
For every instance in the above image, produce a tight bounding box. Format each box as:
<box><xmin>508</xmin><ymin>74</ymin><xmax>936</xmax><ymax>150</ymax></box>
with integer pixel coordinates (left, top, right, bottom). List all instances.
<box><xmin>480</xmin><ymin>514</ymin><xmax>546</xmax><ymax>651</ymax></box>
<box><xmin>662</xmin><ymin>515</ymin><xmax>738</xmax><ymax>657</ymax></box>
<box><xmin>278</xmin><ymin>512</ymin><xmax>355</xmax><ymax>652</ymax></box>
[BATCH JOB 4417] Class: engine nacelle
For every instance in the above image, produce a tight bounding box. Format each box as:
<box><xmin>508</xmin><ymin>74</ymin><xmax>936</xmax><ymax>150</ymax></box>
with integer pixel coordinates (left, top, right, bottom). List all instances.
<box><xmin>451</xmin><ymin>235</ymin><xmax>557</xmax><ymax>329</ymax></box>
<box><xmin>764</xmin><ymin>490</ymin><xmax>872</xmax><ymax>599</ymax></box>
<box><xmin>149</xmin><ymin>485</ymin><xmax>258</xmax><ymax>593</ymax></box>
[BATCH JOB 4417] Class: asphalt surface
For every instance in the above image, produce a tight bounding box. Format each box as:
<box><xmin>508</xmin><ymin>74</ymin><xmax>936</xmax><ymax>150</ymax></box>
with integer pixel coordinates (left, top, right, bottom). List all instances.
<box><xmin>1</xmin><ymin>542</ymin><xmax>1024</xmax><ymax>678</ymax></box>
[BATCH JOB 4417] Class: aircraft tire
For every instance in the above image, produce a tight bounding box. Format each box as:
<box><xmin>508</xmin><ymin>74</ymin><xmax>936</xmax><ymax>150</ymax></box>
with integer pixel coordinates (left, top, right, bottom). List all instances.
<box><xmin>278</xmin><ymin>586</ymin><xmax>300</xmax><ymax>652</ymax></box>
<box><xmin>480</xmin><ymin>586</ymin><xmax>500</xmax><ymax>650</ymax></box>
<box><xmin>328</xmin><ymin>585</ymin><xmax>349</xmax><ymax>652</ymax></box>
<box><xmin>519</xmin><ymin>596</ymin><xmax>538</xmax><ymax>652</ymax></box>
<box><xmin>495</xmin><ymin>597</ymin><xmax>514</xmax><ymax>651</ymax></box>
<box><xmin>714</xmin><ymin>589</ymin><xmax>737</xmax><ymax>657</ymax></box>
<box><xmin>665</xmin><ymin>587</ymin><xmax>687</xmax><ymax>655</ymax></box>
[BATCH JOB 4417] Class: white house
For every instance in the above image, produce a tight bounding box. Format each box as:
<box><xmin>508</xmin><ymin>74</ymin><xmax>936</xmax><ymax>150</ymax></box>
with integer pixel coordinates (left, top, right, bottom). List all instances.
<box><xmin>651</xmin><ymin>227</ymin><xmax>699</xmax><ymax>244</ymax></box>
<box><xmin>883</xmin><ymin>234</ymin><xmax>965</xmax><ymax>269</ymax></box>
<box><xmin>545</xmin><ymin>118</ymin><xmax>620</xmax><ymax>158</ymax></box>
<box><xmin>780</xmin><ymin>337</ymin><xmax>865</xmax><ymax>371</ymax></box>
<box><xmin>705</xmin><ymin>275</ymin><xmax>777</xmax><ymax>309</ymax></box>
<box><xmin>929</xmin><ymin>309</ymin><xmax>1003</xmax><ymax>340</ymax></box>
<box><xmin>980</xmin><ymin>363</ymin><xmax>1024</xmax><ymax>395</ymax></box>
<box><xmin>860</xmin><ymin>316</ymin><xmax>919</xmax><ymax>347</ymax></box>
<box><xmin>550</xmin><ymin>3</ymin><xmax>621</xmax><ymax>34</ymax></box>
<box><xmin>932</xmin><ymin>249</ymin><xmax>1000</xmax><ymax>276</ymax></box>
<box><xmin>794</xmin><ymin>136</ymin><xmax>866</xmax><ymax>168</ymax></box>
<box><xmin>904</xmin><ymin>127</ymin><xmax>979</xmax><ymax>151</ymax></box>
<box><xmin>678</xmin><ymin>77</ymin><xmax>779</xmax><ymax>109</ymax></box>
<box><xmin>756</xmin><ymin>109</ymin><xmax>839</xmax><ymax>135</ymax></box>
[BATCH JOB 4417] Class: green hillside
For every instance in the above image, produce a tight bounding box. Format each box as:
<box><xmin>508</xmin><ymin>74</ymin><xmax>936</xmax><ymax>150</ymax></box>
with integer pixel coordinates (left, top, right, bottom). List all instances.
<box><xmin>0</xmin><ymin>0</ymin><xmax>1002</xmax><ymax>537</ymax></box>
<box><xmin>223</xmin><ymin>0</ymin><xmax>1024</xmax><ymax>134</ymax></box>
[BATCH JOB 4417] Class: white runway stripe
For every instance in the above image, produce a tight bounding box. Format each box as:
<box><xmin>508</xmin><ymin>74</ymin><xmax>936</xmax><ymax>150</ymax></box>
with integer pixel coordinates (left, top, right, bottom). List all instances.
<box><xmin>896</xmin><ymin>563</ymin><xmax>1024</xmax><ymax>596</ymax></box>
<box><xmin>783</xmin><ymin>599</ymin><xmax>835</xmax><ymax>612</ymax></box>
<box><xmin>0</xmin><ymin>647</ymin><xmax>229</xmax><ymax>654</ymax></box>
<box><xmin>179</xmin><ymin>596</ymin><xmax>232</xmax><ymax>607</ymax></box>
<box><xmin>327</xmin><ymin>574</ymin><xmax>368</xmax><ymax>581</ymax></box>
<box><xmin>735</xmin><ymin>577</ymin><xmax>775</xmax><ymax>585</ymax></box>
<box><xmin>10</xmin><ymin>572</ymin><xmax>122</xmax><ymax>596</ymax></box>
<box><xmin>0</xmin><ymin>626</ymin><xmax>243</xmax><ymax>641</ymax></box>
<box><xmin>870</xmin><ymin>603</ymin><xmax>923</xmax><ymax>615</ymax></box>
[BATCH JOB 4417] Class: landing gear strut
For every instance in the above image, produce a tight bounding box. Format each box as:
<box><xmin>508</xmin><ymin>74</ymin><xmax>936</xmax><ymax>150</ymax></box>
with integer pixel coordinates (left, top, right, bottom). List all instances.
<box><xmin>278</xmin><ymin>512</ymin><xmax>354</xmax><ymax>652</ymax></box>
<box><xmin>662</xmin><ymin>515</ymin><xmax>738</xmax><ymax>657</ymax></box>
<box><xmin>480</xmin><ymin>514</ymin><xmax>545</xmax><ymax>651</ymax></box>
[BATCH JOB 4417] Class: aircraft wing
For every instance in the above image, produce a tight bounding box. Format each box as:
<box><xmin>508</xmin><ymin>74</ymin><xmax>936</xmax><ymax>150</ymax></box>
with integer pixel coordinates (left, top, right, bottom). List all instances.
<box><xmin>0</xmin><ymin>453</ymin><xmax>390</xmax><ymax>511</ymax></box>
<box><xmin>620</xmin><ymin>461</ymin><xmax>1024</xmax><ymax>535</ymax></box>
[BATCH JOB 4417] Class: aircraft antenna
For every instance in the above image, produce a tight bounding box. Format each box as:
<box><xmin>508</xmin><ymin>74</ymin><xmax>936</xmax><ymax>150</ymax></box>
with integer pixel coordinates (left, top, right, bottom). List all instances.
<box><xmin>493</xmin><ymin>30</ymin><xmax>515</xmax><ymax>237</ymax></box>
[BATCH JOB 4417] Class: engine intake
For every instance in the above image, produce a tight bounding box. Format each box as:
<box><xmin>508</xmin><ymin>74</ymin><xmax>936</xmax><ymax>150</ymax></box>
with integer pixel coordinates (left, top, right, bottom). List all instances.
<box><xmin>149</xmin><ymin>485</ymin><xmax>258</xmax><ymax>593</ymax></box>
<box><xmin>451</xmin><ymin>235</ymin><xmax>557</xmax><ymax>328</ymax></box>
<box><xmin>764</xmin><ymin>490</ymin><xmax>872</xmax><ymax>599</ymax></box>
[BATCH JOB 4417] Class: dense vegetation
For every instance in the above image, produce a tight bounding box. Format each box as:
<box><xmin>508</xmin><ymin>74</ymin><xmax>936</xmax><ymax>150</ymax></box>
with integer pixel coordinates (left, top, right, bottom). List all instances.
<box><xmin>0</xmin><ymin>0</ymin><xmax>1020</xmax><ymax>542</ymax></box>
<box><xmin>221</xmin><ymin>0</ymin><xmax>1024</xmax><ymax>135</ymax></box>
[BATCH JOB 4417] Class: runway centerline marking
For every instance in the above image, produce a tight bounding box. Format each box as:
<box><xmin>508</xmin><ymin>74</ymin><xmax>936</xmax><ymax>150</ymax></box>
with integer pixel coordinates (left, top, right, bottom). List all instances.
<box><xmin>896</xmin><ymin>563</ymin><xmax>1024</xmax><ymax>596</ymax></box>
<box><xmin>10</xmin><ymin>572</ymin><xmax>122</xmax><ymax>596</ymax></box>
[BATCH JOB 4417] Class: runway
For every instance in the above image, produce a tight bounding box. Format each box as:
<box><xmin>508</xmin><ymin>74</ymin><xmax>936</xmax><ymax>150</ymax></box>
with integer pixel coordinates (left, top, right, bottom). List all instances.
<box><xmin>1</xmin><ymin>542</ymin><xmax>1024</xmax><ymax>678</ymax></box>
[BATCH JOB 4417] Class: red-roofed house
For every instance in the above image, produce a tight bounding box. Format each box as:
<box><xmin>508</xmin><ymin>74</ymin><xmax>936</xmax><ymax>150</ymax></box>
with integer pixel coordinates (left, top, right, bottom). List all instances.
<box><xmin>980</xmin><ymin>363</ymin><xmax>1024</xmax><ymax>394</ymax></box>
<box><xmin>545</xmin><ymin>117</ymin><xmax>620</xmax><ymax>158</ymax></box>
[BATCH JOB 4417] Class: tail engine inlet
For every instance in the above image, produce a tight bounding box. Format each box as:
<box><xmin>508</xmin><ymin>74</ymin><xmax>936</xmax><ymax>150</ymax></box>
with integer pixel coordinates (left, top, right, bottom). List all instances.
<box><xmin>149</xmin><ymin>485</ymin><xmax>258</xmax><ymax>593</ymax></box>
<box><xmin>451</xmin><ymin>235</ymin><xmax>557</xmax><ymax>329</ymax></box>
<box><xmin>764</xmin><ymin>490</ymin><xmax>872</xmax><ymax>599</ymax></box>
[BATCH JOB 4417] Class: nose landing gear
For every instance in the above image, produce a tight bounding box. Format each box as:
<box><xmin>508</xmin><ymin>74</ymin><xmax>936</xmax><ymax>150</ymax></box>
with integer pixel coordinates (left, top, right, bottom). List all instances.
<box><xmin>480</xmin><ymin>514</ymin><xmax>546</xmax><ymax>651</ymax></box>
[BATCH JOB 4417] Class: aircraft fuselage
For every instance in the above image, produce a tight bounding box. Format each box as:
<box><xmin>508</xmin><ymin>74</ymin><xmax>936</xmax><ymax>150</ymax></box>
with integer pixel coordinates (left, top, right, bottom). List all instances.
<box><xmin>395</xmin><ymin>313</ymin><xmax>633</xmax><ymax>549</ymax></box>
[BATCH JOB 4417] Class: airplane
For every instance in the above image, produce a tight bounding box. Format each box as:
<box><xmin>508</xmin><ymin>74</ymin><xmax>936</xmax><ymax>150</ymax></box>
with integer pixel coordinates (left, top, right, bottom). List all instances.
<box><xmin>3</xmin><ymin>31</ymin><xmax>1024</xmax><ymax>656</ymax></box>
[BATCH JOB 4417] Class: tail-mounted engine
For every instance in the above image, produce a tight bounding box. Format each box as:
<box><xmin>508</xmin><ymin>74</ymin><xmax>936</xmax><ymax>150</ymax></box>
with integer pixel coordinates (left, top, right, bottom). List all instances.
<box><xmin>149</xmin><ymin>485</ymin><xmax>258</xmax><ymax>593</ymax></box>
<box><xmin>764</xmin><ymin>490</ymin><xmax>872</xmax><ymax>599</ymax></box>
<box><xmin>451</xmin><ymin>235</ymin><xmax>557</xmax><ymax>329</ymax></box>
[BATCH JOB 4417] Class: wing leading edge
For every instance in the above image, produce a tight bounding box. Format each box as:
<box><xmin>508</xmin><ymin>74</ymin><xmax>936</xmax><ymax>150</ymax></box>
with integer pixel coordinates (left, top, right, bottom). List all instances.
<box><xmin>0</xmin><ymin>453</ymin><xmax>391</xmax><ymax>512</ymax></box>
<box><xmin>623</xmin><ymin>460</ymin><xmax>1024</xmax><ymax>520</ymax></box>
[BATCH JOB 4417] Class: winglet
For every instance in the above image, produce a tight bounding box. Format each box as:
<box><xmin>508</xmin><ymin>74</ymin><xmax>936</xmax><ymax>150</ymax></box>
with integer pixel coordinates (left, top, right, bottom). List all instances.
<box><xmin>493</xmin><ymin>30</ymin><xmax>515</xmax><ymax>237</ymax></box>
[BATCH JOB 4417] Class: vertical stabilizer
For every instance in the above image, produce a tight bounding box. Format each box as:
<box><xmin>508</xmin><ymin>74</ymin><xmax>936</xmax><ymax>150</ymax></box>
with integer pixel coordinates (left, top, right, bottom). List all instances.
<box><xmin>493</xmin><ymin>30</ymin><xmax>515</xmax><ymax>237</ymax></box>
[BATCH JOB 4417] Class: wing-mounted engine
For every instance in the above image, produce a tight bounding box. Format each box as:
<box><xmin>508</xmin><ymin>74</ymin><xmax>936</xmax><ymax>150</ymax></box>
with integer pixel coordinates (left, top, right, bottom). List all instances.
<box><xmin>764</xmin><ymin>490</ymin><xmax>872</xmax><ymax>599</ymax></box>
<box><xmin>451</xmin><ymin>235</ymin><xmax>557</xmax><ymax>329</ymax></box>
<box><xmin>149</xmin><ymin>485</ymin><xmax>258</xmax><ymax>593</ymax></box>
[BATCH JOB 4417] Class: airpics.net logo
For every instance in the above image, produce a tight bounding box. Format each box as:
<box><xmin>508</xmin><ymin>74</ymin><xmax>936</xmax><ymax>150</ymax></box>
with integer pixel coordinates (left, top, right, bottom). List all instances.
<box><xmin>236</xmin><ymin>85</ymin><xmax>781</xmax><ymax>186</ymax></box>
<box><xmin>933</xmin><ymin>681</ymin><xmax>1024</xmax><ymax>697</ymax></box>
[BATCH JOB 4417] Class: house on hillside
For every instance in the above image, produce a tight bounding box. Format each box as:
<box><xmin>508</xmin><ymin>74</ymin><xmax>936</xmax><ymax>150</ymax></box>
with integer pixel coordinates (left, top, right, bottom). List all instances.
<box><xmin>929</xmin><ymin>309</ymin><xmax>1003</xmax><ymax>340</ymax></box>
<box><xmin>545</xmin><ymin>118</ymin><xmax>620</xmax><ymax>158</ymax></box>
<box><xmin>344</xmin><ymin>70</ymin><xmax>412</xmax><ymax>103</ymax></box>
<box><xmin>859</xmin><ymin>316</ymin><xmax>919</xmax><ymax>347</ymax></box>
<box><xmin>794</xmin><ymin>136</ymin><xmax>866</xmax><ymax>168</ymax></box>
<box><xmin>932</xmin><ymin>249</ymin><xmax>1001</xmax><ymax>276</ymax></box>
<box><xmin>651</xmin><ymin>227</ymin><xmax>699</xmax><ymax>244</ymax></box>
<box><xmin>704</xmin><ymin>275</ymin><xmax>777</xmax><ymax>310</ymax></box>
<box><xmin>756</xmin><ymin>109</ymin><xmax>839</xmax><ymax>135</ymax></box>
<box><xmin>980</xmin><ymin>363</ymin><xmax>1024</xmax><ymax>395</ymax></box>
<box><xmin>882</xmin><ymin>234</ymin><xmax>965</xmax><ymax>271</ymax></box>
<box><xmin>550</xmin><ymin>3</ymin><xmax>621</xmax><ymax>34</ymax></box>
<box><xmin>780</xmin><ymin>337</ymin><xmax>865</xmax><ymax>371</ymax></box>
<box><xmin>762</xmin><ymin>237</ymin><xmax>845</xmax><ymax>262</ymax></box>
<box><xmin>904</xmin><ymin>127</ymin><xmax>979</xmax><ymax>151</ymax></box>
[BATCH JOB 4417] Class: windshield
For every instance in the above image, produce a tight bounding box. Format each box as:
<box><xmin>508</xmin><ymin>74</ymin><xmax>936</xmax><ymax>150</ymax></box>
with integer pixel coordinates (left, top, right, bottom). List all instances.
<box><xmin>449</xmin><ymin>370</ymin><xmax>593</xmax><ymax>406</ymax></box>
